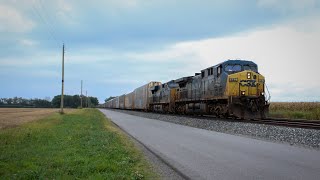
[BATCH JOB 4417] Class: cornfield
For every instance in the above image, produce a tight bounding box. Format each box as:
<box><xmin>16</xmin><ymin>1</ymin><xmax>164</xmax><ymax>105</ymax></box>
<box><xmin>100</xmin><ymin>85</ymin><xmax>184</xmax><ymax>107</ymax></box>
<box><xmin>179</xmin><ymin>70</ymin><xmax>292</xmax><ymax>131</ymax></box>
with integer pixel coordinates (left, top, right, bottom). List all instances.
<box><xmin>269</xmin><ymin>102</ymin><xmax>320</xmax><ymax>120</ymax></box>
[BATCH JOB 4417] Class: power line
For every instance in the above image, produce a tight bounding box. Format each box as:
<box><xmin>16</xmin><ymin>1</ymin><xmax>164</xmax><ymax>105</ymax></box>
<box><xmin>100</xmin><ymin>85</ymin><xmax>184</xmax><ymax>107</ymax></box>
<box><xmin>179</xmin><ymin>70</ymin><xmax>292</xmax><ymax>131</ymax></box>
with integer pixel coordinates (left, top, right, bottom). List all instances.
<box><xmin>37</xmin><ymin>0</ymin><xmax>60</xmax><ymax>34</ymax></box>
<box><xmin>31</xmin><ymin>0</ymin><xmax>61</xmax><ymax>45</ymax></box>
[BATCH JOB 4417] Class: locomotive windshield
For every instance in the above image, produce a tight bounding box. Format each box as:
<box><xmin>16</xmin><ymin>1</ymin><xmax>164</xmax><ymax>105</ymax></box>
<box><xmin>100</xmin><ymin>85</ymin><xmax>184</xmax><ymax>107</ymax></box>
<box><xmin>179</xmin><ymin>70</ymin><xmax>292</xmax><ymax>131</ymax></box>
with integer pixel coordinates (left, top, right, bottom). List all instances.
<box><xmin>225</xmin><ymin>64</ymin><xmax>258</xmax><ymax>73</ymax></box>
<box><xmin>225</xmin><ymin>65</ymin><xmax>241</xmax><ymax>72</ymax></box>
<box><xmin>243</xmin><ymin>65</ymin><xmax>258</xmax><ymax>72</ymax></box>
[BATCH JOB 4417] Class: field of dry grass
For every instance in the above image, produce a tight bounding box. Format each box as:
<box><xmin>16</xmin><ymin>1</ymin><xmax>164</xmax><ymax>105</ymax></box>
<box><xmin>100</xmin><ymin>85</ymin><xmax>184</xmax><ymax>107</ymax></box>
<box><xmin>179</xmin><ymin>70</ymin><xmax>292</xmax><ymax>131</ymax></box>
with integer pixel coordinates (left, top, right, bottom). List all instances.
<box><xmin>0</xmin><ymin>108</ymin><xmax>75</xmax><ymax>129</ymax></box>
<box><xmin>269</xmin><ymin>102</ymin><xmax>320</xmax><ymax>120</ymax></box>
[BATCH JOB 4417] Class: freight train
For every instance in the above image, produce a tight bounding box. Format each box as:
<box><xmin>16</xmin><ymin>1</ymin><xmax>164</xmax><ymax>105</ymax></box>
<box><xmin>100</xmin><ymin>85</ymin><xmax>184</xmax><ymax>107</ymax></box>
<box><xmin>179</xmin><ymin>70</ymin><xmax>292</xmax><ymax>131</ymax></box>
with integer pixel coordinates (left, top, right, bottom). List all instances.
<box><xmin>103</xmin><ymin>60</ymin><xmax>270</xmax><ymax>119</ymax></box>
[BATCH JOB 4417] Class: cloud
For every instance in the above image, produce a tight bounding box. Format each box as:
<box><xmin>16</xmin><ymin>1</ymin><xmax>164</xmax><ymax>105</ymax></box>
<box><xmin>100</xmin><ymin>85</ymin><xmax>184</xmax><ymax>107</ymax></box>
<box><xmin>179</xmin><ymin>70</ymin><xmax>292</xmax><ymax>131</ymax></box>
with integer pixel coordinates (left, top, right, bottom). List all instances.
<box><xmin>56</xmin><ymin>0</ymin><xmax>73</xmax><ymax>12</ymax></box>
<box><xmin>257</xmin><ymin>0</ymin><xmax>319</xmax><ymax>14</ymax></box>
<box><xmin>54</xmin><ymin>0</ymin><xmax>78</xmax><ymax>26</ymax></box>
<box><xmin>113</xmin><ymin>15</ymin><xmax>320</xmax><ymax>101</ymax></box>
<box><xmin>20</xmin><ymin>39</ymin><xmax>38</xmax><ymax>46</ymax></box>
<box><xmin>0</xmin><ymin>3</ymin><xmax>35</xmax><ymax>33</ymax></box>
<box><xmin>1</xmin><ymin>0</ymin><xmax>319</xmax><ymax>102</ymax></box>
<box><xmin>35</xmin><ymin>14</ymin><xmax>318</xmax><ymax>101</ymax></box>
<box><xmin>109</xmin><ymin>0</ymin><xmax>140</xmax><ymax>8</ymax></box>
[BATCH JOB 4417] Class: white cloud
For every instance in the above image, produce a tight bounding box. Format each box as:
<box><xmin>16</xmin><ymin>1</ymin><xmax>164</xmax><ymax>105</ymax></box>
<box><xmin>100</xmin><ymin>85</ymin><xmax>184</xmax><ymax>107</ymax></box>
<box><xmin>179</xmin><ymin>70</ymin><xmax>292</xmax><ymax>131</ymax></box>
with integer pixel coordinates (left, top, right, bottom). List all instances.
<box><xmin>0</xmin><ymin>4</ymin><xmax>35</xmax><ymax>33</ymax></box>
<box><xmin>95</xmin><ymin>0</ymin><xmax>142</xmax><ymax>9</ymax></box>
<box><xmin>44</xmin><ymin>14</ymin><xmax>319</xmax><ymax>101</ymax></box>
<box><xmin>56</xmin><ymin>0</ymin><xmax>73</xmax><ymax>12</ymax></box>
<box><xmin>257</xmin><ymin>0</ymin><xmax>319</xmax><ymax>13</ymax></box>
<box><xmin>122</xmin><ymin>15</ymin><xmax>320</xmax><ymax>101</ymax></box>
<box><xmin>20</xmin><ymin>39</ymin><xmax>38</xmax><ymax>46</ymax></box>
<box><xmin>112</xmin><ymin>0</ymin><xmax>140</xmax><ymax>8</ymax></box>
<box><xmin>54</xmin><ymin>0</ymin><xmax>78</xmax><ymax>26</ymax></box>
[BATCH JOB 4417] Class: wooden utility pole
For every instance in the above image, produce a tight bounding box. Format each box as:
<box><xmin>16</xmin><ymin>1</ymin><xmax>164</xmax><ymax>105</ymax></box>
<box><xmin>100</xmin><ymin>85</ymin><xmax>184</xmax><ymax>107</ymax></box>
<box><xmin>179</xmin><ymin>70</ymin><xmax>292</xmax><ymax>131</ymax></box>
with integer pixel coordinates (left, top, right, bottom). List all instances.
<box><xmin>60</xmin><ymin>43</ymin><xmax>65</xmax><ymax>114</ymax></box>
<box><xmin>80</xmin><ymin>80</ymin><xmax>83</xmax><ymax>108</ymax></box>
<box><xmin>86</xmin><ymin>91</ymin><xmax>88</xmax><ymax>108</ymax></box>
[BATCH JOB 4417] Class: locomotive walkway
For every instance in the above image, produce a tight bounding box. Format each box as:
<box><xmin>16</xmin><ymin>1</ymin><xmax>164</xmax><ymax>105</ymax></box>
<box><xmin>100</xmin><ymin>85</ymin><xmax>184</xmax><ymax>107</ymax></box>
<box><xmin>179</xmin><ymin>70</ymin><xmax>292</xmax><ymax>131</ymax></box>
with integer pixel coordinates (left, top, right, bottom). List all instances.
<box><xmin>99</xmin><ymin>109</ymin><xmax>320</xmax><ymax>180</ymax></box>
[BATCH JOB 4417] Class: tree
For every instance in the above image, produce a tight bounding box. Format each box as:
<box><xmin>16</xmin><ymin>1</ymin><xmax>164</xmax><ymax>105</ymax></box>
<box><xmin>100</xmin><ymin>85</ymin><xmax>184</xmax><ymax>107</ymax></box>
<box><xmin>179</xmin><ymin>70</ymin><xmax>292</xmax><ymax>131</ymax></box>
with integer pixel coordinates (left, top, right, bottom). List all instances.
<box><xmin>89</xmin><ymin>97</ymin><xmax>99</xmax><ymax>106</ymax></box>
<box><xmin>33</xmin><ymin>99</ymin><xmax>52</xmax><ymax>108</ymax></box>
<box><xmin>0</xmin><ymin>95</ymin><xmax>99</xmax><ymax>108</ymax></box>
<box><xmin>51</xmin><ymin>95</ymin><xmax>81</xmax><ymax>108</ymax></box>
<box><xmin>51</xmin><ymin>95</ymin><xmax>61</xmax><ymax>108</ymax></box>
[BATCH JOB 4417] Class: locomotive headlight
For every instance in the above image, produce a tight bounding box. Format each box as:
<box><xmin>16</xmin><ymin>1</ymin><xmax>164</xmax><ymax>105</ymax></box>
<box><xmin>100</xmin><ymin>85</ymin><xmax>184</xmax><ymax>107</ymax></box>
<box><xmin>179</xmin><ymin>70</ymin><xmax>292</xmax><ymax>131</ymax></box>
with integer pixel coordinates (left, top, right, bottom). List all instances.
<box><xmin>261</xmin><ymin>92</ymin><xmax>265</xmax><ymax>96</ymax></box>
<box><xmin>247</xmin><ymin>72</ymin><xmax>251</xmax><ymax>79</ymax></box>
<box><xmin>241</xmin><ymin>91</ymin><xmax>246</xmax><ymax>96</ymax></box>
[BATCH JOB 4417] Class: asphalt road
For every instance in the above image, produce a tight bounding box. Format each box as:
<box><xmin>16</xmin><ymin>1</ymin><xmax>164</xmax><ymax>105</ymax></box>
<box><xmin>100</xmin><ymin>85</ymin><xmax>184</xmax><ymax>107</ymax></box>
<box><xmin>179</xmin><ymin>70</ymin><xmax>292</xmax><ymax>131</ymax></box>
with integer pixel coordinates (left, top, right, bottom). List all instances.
<box><xmin>99</xmin><ymin>109</ymin><xmax>320</xmax><ymax>180</ymax></box>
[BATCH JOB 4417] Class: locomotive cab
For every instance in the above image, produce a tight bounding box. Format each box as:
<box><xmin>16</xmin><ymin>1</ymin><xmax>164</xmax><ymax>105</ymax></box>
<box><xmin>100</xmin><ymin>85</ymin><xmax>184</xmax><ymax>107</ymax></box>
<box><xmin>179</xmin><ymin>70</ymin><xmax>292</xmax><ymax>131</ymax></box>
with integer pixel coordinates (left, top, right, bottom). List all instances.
<box><xmin>224</xmin><ymin>61</ymin><xmax>269</xmax><ymax>119</ymax></box>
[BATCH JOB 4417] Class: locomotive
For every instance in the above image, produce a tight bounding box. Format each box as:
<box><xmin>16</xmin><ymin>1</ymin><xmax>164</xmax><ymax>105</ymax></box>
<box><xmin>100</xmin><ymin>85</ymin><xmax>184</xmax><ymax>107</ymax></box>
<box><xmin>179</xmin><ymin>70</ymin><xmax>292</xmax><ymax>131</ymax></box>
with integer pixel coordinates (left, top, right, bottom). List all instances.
<box><xmin>104</xmin><ymin>60</ymin><xmax>269</xmax><ymax>119</ymax></box>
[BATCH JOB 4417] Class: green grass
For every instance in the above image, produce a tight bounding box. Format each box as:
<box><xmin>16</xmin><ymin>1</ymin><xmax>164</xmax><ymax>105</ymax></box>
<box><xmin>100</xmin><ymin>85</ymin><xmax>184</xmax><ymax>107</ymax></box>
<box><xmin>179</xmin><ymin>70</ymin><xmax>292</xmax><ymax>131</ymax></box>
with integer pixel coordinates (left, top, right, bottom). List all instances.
<box><xmin>0</xmin><ymin>109</ymin><xmax>157</xmax><ymax>179</ymax></box>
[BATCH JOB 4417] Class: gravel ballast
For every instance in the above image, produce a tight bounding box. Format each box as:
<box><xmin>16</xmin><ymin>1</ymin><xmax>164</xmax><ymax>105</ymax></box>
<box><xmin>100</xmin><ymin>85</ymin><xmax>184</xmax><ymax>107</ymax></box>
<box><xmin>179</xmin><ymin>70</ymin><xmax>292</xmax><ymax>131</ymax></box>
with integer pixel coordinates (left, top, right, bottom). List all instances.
<box><xmin>111</xmin><ymin>109</ymin><xmax>320</xmax><ymax>150</ymax></box>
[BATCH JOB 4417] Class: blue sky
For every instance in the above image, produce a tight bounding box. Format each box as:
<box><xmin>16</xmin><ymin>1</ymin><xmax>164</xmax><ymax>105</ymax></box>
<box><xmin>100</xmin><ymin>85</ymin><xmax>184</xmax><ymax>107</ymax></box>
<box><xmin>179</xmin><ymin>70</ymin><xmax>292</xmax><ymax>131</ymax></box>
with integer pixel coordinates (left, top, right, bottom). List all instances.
<box><xmin>1</xmin><ymin>0</ymin><xmax>320</xmax><ymax>102</ymax></box>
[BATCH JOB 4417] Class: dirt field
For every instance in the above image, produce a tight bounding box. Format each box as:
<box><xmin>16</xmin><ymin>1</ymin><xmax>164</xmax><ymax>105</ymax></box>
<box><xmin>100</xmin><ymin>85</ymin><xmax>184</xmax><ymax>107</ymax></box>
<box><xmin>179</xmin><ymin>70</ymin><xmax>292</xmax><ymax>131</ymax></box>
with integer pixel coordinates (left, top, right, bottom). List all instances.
<box><xmin>0</xmin><ymin>108</ymin><xmax>73</xmax><ymax>129</ymax></box>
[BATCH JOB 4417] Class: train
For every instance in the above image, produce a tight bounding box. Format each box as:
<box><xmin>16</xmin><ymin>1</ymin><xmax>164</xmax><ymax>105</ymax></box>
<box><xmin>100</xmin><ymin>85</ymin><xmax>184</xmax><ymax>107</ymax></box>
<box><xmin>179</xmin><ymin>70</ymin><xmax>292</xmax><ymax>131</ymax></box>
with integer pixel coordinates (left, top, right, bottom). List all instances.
<box><xmin>102</xmin><ymin>60</ymin><xmax>270</xmax><ymax>119</ymax></box>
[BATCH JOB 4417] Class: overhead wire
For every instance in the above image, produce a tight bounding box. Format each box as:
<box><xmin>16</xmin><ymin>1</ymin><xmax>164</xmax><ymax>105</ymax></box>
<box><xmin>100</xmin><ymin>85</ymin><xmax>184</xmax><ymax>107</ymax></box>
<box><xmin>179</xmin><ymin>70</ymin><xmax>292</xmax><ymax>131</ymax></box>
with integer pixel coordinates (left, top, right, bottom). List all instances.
<box><xmin>31</xmin><ymin>0</ymin><xmax>61</xmax><ymax>46</ymax></box>
<box><xmin>38</xmin><ymin>0</ymin><xmax>60</xmax><ymax>33</ymax></box>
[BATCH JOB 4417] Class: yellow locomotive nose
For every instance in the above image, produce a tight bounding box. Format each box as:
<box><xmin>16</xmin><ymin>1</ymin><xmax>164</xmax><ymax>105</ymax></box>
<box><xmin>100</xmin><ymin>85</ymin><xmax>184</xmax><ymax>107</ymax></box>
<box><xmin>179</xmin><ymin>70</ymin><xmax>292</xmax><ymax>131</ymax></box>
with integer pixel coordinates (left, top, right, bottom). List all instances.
<box><xmin>226</xmin><ymin>70</ymin><xmax>265</xmax><ymax>97</ymax></box>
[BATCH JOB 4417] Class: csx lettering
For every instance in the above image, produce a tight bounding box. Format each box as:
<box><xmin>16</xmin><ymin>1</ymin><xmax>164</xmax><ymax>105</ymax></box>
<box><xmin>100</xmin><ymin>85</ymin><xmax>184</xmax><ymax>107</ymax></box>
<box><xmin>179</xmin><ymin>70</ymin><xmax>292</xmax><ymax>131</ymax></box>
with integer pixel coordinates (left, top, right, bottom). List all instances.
<box><xmin>240</xmin><ymin>80</ymin><xmax>257</xmax><ymax>87</ymax></box>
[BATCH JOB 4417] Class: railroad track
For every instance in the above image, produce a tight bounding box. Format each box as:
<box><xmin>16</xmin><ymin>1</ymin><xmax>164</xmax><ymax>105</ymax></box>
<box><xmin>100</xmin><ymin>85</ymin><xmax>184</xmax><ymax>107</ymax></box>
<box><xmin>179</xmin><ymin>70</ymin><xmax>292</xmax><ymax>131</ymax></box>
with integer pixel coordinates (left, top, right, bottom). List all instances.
<box><xmin>246</xmin><ymin>118</ymin><xmax>320</xmax><ymax>130</ymax></box>
<box><xmin>170</xmin><ymin>114</ymin><xmax>320</xmax><ymax>130</ymax></box>
<box><xmin>199</xmin><ymin>115</ymin><xmax>320</xmax><ymax>130</ymax></box>
<box><xmin>110</xmin><ymin>109</ymin><xmax>320</xmax><ymax>130</ymax></box>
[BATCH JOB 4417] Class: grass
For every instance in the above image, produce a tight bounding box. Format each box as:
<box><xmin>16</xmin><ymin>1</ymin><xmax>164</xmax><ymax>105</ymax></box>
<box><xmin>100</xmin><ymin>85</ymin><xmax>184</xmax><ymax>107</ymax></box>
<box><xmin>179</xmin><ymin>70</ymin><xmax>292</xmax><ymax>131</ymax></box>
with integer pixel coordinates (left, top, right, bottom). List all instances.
<box><xmin>0</xmin><ymin>109</ymin><xmax>157</xmax><ymax>179</ymax></box>
<box><xmin>269</xmin><ymin>102</ymin><xmax>320</xmax><ymax>120</ymax></box>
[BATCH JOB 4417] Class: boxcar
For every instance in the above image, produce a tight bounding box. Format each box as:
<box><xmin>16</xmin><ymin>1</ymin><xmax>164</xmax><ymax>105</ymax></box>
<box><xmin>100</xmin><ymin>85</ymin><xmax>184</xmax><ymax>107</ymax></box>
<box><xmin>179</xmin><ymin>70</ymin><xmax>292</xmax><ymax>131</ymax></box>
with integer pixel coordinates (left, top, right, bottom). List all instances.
<box><xmin>133</xmin><ymin>82</ymin><xmax>161</xmax><ymax>110</ymax></box>
<box><xmin>115</xmin><ymin>96</ymin><xmax>120</xmax><ymax>109</ymax></box>
<box><xmin>124</xmin><ymin>92</ymin><xmax>134</xmax><ymax>109</ymax></box>
<box><xmin>119</xmin><ymin>94</ymin><xmax>126</xmax><ymax>109</ymax></box>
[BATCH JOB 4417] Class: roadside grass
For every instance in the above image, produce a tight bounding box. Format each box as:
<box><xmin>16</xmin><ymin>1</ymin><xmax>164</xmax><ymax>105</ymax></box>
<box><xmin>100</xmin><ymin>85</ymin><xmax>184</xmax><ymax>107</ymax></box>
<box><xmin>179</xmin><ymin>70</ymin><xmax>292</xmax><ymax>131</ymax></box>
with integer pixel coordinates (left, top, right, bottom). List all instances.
<box><xmin>0</xmin><ymin>109</ymin><xmax>157</xmax><ymax>179</ymax></box>
<box><xmin>269</xmin><ymin>102</ymin><xmax>320</xmax><ymax>120</ymax></box>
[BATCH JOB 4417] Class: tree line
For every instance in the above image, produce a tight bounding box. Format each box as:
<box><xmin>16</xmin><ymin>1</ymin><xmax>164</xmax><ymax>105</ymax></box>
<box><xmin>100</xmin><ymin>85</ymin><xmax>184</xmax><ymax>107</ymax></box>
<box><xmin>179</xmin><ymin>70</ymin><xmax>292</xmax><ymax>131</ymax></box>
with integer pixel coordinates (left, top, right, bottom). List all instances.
<box><xmin>0</xmin><ymin>95</ymin><xmax>99</xmax><ymax>108</ymax></box>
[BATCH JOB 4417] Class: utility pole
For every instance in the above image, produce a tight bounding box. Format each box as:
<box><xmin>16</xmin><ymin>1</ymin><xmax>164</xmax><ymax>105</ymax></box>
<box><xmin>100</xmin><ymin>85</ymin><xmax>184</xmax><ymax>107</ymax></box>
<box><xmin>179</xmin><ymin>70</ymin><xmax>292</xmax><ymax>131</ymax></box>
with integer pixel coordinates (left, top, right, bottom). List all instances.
<box><xmin>60</xmin><ymin>43</ymin><xmax>65</xmax><ymax>114</ymax></box>
<box><xmin>86</xmin><ymin>91</ymin><xmax>89</xmax><ymax>108</ymax></box>
<box><xmin>80</xmin><ymin>80</ymin><xmax>83</xmax><ymax>108</ymax></box>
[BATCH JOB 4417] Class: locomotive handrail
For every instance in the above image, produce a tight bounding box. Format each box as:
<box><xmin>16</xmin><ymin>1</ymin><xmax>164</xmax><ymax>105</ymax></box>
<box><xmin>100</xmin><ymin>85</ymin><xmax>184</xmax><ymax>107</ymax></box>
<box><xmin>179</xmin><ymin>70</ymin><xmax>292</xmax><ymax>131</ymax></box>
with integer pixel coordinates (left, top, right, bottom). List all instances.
<box><xmin>265</xmin><ymin>83</ymin><xmax>271</xmax><ymax>103</ymax></box>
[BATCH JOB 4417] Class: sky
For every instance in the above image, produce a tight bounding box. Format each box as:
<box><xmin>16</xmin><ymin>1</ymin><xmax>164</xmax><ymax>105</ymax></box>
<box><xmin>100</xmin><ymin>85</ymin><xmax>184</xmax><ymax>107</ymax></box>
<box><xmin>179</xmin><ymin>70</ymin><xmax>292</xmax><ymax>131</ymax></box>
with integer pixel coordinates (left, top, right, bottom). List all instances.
<box><xmin>1</xmin><ymin>0</ymin><xmax>320</xmax><ymax>103</ymax></box>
